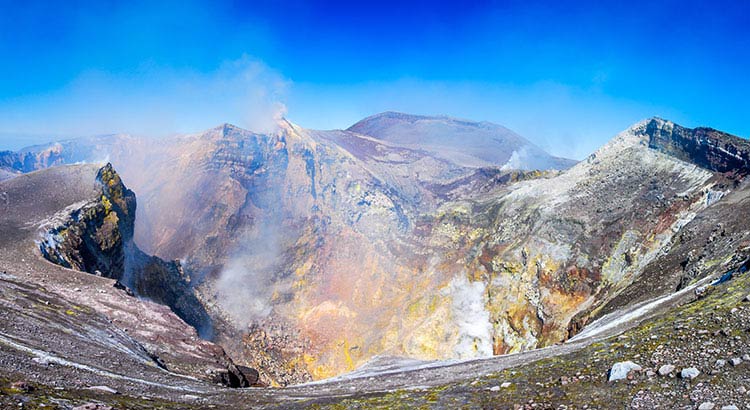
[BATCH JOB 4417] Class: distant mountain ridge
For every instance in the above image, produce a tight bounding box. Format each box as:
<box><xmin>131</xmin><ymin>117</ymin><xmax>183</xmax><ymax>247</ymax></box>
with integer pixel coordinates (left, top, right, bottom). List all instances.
<box><xmin>348</xmin><ymin>111</ymin><xmax>577</xmax><ymax>170</ymax></box>
<box><xmin>0</xmin><ymin>112</ymin><xmax>577</xmax><ymax>175</ymax></box>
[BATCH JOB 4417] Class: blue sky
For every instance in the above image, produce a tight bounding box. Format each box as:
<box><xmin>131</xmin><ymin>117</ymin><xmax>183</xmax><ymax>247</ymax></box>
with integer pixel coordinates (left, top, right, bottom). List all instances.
<box><xmin>0</xmin><ymin>0</ymin><xmax>748</xmax><ymax>158</ymax></box>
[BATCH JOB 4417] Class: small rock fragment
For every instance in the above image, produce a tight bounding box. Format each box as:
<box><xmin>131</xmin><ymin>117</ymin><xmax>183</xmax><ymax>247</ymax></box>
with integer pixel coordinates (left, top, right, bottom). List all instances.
<box><xmin>730</xmin><ymin>357</ymin><xmax>742</xmax><ymax>366</ymax></box>
<box><xmin>501</xmin><ymin>382</ymin><xmax>512</xmax><ymax>388</ymax></box>
<box><xmin>489</xmin><ymin>385</ymin><xmax>500</xmax><ymax>392</ymax></box>
<box><xmin>697</xmin><ymin>403</ymin><xmax>715</xmax><ymax>410</ymax></box>
<box><xmin>715</xmin><ymin>359</ymin><xmax>726</xmax><ymax>368</ymax></box>
<box><xmin>31</xmin><ymin>357</ymin><xmax>50</xmax><ymax>366</ymax></box>
<box><xmin>10</xmin><ymin>381</ymin><xmax>32</xmax><ymax>392</ymax></box>
<box><xmin>658</xmin><ymin>364</ymin><xmax>675</xmax><ymax>376</ymax></box>
<box><xmin>86</xmin><ymin>385</ymin><xmax>119</xmax><ymax>394</ymax></box>
<box><xmin>680</xmin><ymin>367</ymin><xmax>700</xmax><ymax>379</ymax></box>
<box><xmin>72</xmin><ymin>404</ymin><xmax>113</xmax><ymax>410</ymax></box>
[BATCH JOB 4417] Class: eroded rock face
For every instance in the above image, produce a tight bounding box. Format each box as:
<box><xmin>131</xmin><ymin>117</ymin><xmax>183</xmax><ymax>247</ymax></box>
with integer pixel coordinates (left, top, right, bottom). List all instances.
<box><xmin>645</xmin><ymin>118</ymin><xmax>750</xmax><ymax>175</ymax></box>
<box><xmin>36</xmin><ymin>164</ymin><xmax>214</xmax><ymax>338</ymax></box>
<box><xmin>38</xmin><ymin>164</ymin><xmax>135</xmax><ymax>277</ymax></box>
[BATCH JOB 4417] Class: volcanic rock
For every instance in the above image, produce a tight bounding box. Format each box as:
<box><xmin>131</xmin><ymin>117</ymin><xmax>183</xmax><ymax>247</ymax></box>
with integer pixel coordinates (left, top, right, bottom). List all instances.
<box><xmin>608</xmin><ymin>361</ymin><xmax>642</xmax><ymax>381</ymax></box>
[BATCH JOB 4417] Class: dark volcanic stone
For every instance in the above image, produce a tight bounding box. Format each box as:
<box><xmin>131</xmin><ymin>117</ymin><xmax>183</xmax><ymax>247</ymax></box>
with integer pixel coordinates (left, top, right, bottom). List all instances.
<box><xmin>237</xmin><ymin>365</ymin><xmax>261</xmax><ymax>386</ymax></box>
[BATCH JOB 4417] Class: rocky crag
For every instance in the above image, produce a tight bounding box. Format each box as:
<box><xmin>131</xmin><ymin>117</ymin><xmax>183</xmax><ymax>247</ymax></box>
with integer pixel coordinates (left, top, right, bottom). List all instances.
<box><xmin>0</xmin><ymin>164</ymin><xmax>257</xmax><ymax>389</ymax></box>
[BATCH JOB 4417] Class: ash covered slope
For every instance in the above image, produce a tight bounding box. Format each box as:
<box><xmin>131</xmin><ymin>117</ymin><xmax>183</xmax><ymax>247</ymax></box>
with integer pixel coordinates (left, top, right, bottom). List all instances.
<box><xmin>581</xmin><ymin>119</ymin><xmax>750</xmax><ymax>322</ymax></box>
<box><xmin>348</xmin><ymin>111</ymin><xmax>577</xmax><ymax>170</ymax></box>
<box><xmin>0</xmin><ymin>164</ymin><xmax>252</xmax><ymax>390</ymax></box>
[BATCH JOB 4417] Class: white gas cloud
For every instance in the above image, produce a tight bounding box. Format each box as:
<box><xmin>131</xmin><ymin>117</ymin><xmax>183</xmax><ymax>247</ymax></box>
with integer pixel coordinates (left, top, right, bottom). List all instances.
<box><xmin>448</xmin><ymin>274</ymin><xmax>494</xmax><ymax>359</ymax></box>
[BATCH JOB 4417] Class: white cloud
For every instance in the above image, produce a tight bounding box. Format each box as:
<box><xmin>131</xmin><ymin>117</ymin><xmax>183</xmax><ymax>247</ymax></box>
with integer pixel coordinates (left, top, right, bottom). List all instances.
<box><xmin>0</xmin><ymin>55</ymin><xmax>289</xmax><ymax>139</ymax></box>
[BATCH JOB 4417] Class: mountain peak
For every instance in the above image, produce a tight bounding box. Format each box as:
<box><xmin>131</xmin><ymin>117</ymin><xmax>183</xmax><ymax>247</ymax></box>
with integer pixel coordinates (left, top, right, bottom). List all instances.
<box><xmin>353</xmin><ymin>111</ymin><xmax>450</xmax><ymax>123</ymax></box>
<box><xmin>349</xmin><ymin>111</ymin><xmax>508</xmax><ymax>132</ymax></box>
<box><xmin>347</xmin><ymin>112</ymin><xmax>576</xmax><ymax>170</ymax></box>
<box><xmin>605</xmin><ymin>117</ymin><xmax>750</xmax><ymax>174</ymax></box>
<box><xmin>205</xmin><ymin>119</ymin><xmax>301</xmax><ymax>138</ymax></box>
<box><xmin>213</xmin><ymin>123</ymin><xmax>244</xmax><ymax>136</ymax></box>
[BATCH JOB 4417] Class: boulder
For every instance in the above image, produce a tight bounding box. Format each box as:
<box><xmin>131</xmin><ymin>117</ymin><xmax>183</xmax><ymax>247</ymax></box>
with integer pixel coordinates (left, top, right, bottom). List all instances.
<box><xmin>680</xmin><ymin>367</ymin><xmax>700</xmax><ymax>379</ymax></box>
<box><xmin>237</xmin><ymin>365</ymin><xmax>260</xmax><ymax>386</ymax></box>
<box><xmin>608</xmin><ymin>361</ymin><xmax>642</xmax><ymax>381</ymax></box>
<box><xmin>212</xmin><ymin>365</ymin><xmax>261</xmax><ymax>388</ymax></box>
<box><xmin>212</xmin><ymin>369</ymin><xmax>244</xmax><ymax>388</ymax></box>
<box><xmin>113</xmin><ymin>280</ymin><xmax>135</xmax><ymax>297</ymax></box>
